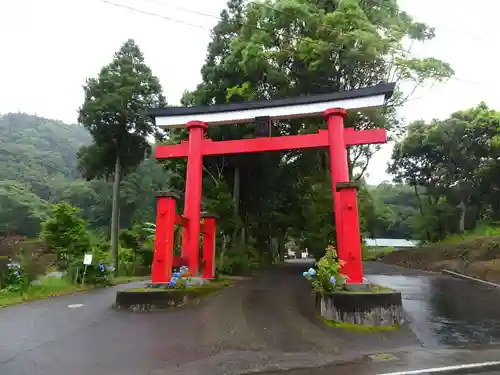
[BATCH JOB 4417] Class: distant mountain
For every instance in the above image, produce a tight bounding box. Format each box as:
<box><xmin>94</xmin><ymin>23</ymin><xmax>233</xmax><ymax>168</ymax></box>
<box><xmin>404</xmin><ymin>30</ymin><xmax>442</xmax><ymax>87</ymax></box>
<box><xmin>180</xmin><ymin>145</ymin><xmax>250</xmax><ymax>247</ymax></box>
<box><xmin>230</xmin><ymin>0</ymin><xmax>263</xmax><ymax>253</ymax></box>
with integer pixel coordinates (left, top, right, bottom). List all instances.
<box><xmin>0</xmin><ymin>113</ymin><xmax>91</xmax><ymax>200</ymax></box>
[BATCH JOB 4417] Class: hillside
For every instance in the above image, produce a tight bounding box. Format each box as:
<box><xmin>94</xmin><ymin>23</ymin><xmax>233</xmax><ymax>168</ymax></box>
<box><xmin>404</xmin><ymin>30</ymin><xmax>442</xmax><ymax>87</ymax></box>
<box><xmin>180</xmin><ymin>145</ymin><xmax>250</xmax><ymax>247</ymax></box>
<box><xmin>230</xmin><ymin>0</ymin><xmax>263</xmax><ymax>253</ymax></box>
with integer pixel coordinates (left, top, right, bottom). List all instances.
<box><xmin>0</xmin><ymin>113</ymin><xmax>91</xmax><ymax>192</ymax></box>
<box><xmin>0</xmin><ymin>113</ymin><xmax>171</xmax><ymax>236</ymax></box>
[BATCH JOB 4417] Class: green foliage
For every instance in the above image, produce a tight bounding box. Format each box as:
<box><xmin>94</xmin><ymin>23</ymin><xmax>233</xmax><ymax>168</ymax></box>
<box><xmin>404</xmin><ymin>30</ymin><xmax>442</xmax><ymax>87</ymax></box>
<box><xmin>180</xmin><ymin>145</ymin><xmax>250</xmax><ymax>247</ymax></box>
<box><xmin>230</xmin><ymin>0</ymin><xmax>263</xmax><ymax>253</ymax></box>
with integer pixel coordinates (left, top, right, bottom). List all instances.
<box><xmin>0</xmin><ymin>113</ymin><xmax>90</xmax><ymax>196</ymax></box>
<box><xmin>175</xmin><ymin>0</ymin><xmax>451</xmax><ymax>264</ymax></box>
<box><xmin>78</xmin><ymin>38</ymin><xmax>166</xmax><ymax>272</ymax></box>
<box><xmin>41</xmin><ymin>202</ymin><xmax>91</xmax><ymax>269</ymax></box>
<box><xmin>0</xmin><ymin>277</ymin><xmax>82</xmax><ymax>307</ymax></box>
<box><xmin>438</xmin><ymin>223</ymin><xmax>500</xmax><ymax>245</ymax></box>
<box><xmin>77</xmin><ymin>38</ymin><xmax>166</xmax><ymax>180</ymax></box>
<box><xmin>0</xmin><ymin>181</ymin><xmax>49</xmax><ymax>237</ymax></box>
<box><xmin>362</xmin><ymin>246</ymin><xmax>394</xmax><ymax>261</ymax></box>
<box><xmin>389</xmin><ymin>103</ymin><xmax>500</xmax><ymax>242</ymax></box>
<box><xmin>303</xmin><ymin>245</ymin><xmax>346</xmax><ymax>292</ymax></box>
<box><xmin>216</xmin><ymin>247</ymin><xmax>261</xmax><ymax>276</ymax></box>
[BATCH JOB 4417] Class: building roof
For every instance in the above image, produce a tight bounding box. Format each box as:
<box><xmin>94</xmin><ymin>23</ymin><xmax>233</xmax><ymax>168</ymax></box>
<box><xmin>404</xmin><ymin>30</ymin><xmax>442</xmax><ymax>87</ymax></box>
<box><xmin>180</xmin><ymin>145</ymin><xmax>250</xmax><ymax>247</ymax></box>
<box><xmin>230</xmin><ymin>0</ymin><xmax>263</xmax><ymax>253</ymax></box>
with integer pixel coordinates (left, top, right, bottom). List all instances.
<box><xmin>148</xmin><ymin>83</ymin><xmax>395</xmax><ymax>128</ymax></box>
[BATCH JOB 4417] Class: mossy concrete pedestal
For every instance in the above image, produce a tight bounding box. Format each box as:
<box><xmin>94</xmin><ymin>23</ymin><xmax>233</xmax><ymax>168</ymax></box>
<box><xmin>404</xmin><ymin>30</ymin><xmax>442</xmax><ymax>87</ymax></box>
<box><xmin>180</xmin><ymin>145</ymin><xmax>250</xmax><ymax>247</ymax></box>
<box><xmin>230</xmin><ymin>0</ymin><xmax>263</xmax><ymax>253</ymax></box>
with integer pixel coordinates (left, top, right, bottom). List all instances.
<box><xmin>316</xmin><ymin>289</ymin><xmax>404</xmax><ymax>327</ymax></box>
<box><xmin>115</xmin><ymin>290</ymin><xmax>199</xmax><ymax>311</ymax></box>
<box><xmin>114</xmin><ymin>279</ymin><xmax>233</xmax><ymax>311</ymax></box>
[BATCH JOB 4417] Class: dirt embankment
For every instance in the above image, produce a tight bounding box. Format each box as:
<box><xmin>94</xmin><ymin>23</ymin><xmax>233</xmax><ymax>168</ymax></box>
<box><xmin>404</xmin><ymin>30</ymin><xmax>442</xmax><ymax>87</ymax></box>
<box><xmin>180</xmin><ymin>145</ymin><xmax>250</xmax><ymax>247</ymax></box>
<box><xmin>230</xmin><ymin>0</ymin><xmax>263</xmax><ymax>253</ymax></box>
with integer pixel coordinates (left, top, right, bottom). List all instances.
<box><xmin>381</xmin><ymin>236</ymin><xmax>500</xmax><ymax>283</ymax></box>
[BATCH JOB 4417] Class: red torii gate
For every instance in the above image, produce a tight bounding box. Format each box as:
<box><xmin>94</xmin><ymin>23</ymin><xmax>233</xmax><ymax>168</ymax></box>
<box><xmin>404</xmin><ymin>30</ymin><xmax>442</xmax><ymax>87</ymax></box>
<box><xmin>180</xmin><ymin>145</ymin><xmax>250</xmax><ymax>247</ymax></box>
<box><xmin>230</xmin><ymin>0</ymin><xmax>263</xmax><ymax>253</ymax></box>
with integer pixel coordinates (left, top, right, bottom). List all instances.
<box><xmin>149</xmin><ymin>83</ymin><xmax>394</xmax><ymax>284</ymax></box>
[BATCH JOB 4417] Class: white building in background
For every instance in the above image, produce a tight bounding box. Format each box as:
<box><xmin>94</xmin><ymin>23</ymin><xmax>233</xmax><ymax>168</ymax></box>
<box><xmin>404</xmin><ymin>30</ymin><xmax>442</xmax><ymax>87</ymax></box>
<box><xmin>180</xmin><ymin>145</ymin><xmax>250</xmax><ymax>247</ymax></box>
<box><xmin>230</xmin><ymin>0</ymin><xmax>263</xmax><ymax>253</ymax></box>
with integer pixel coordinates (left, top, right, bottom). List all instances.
<box><xmin>364</xmin><ymin>238</ymin><xmax>419</xmax><ymax>248</ymax></box>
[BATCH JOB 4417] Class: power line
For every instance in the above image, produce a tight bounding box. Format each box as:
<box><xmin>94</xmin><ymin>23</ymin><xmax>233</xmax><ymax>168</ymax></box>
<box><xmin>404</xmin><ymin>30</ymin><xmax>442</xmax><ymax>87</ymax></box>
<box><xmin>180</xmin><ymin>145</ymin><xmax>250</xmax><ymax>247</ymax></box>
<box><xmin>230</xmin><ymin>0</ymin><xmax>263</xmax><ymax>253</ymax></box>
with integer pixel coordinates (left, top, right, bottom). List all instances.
<box><xmin>99</xmin><ymin>0</ymin><xmax>207</xmax><ymax>28</ymax></box>
<box><xmin>96</xmin><ymin>0</ymin><xmax>485</xmax><ymax>88</ymax></box>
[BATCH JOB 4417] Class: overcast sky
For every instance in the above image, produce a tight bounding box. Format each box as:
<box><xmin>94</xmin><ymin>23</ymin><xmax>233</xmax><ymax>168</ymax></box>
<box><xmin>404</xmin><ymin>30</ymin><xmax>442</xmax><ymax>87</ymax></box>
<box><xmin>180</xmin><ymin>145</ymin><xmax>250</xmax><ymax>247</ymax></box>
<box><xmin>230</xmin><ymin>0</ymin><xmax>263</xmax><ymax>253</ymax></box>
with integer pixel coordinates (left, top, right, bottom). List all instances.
<box><xmin>1</xmin><ymin>0</ymin><xmax>499</xmax><ymax>184</ymax></box>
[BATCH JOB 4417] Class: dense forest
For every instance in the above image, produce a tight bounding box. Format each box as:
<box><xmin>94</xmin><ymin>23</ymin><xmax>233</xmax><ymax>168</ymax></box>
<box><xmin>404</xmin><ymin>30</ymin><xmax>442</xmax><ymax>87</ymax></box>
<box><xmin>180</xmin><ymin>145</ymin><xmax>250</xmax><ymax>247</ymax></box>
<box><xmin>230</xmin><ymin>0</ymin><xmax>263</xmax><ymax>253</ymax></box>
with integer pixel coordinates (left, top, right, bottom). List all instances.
<box><xmin>0</xmin><ymin>113</ymin><xmax>170</xmax><ymax>237</ymax></box>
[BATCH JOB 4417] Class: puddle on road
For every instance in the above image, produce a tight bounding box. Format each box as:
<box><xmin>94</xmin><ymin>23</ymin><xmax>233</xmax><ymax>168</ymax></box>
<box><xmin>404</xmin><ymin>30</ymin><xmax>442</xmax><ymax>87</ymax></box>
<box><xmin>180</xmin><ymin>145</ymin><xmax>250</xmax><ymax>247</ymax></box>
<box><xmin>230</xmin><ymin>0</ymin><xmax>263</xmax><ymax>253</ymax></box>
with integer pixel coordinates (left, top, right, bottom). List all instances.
<box><xmin>367</xmin><ymin>274</ymin><xmax>500</xmax><ymax>348</ymax></box>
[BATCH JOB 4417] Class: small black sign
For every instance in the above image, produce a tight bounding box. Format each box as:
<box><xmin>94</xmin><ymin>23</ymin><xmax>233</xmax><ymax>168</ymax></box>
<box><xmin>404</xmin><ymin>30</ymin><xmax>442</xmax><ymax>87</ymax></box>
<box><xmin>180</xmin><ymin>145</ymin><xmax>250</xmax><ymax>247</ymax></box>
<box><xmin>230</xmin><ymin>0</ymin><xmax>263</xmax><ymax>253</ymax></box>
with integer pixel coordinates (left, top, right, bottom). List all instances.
<box><xmin>255</xmin><ymin>116</ymin><xmax>272</xmax><ymax>137</ymax></box>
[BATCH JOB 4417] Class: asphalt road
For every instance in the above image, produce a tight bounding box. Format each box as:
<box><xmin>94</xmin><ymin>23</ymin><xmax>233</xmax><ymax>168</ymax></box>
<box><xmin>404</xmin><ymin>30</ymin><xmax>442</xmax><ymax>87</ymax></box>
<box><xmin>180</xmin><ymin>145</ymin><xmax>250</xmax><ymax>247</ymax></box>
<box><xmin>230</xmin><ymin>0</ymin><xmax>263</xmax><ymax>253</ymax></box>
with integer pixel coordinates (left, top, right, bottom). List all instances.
<box><xmin>2</xmin><ymin>262</ymin><xmax>500</xmax><ymax>375</ymax></box>
<box><xmin>365</xmin><ymin>262</ymin><xmax>500</xmax><ymax>348</ymax></box>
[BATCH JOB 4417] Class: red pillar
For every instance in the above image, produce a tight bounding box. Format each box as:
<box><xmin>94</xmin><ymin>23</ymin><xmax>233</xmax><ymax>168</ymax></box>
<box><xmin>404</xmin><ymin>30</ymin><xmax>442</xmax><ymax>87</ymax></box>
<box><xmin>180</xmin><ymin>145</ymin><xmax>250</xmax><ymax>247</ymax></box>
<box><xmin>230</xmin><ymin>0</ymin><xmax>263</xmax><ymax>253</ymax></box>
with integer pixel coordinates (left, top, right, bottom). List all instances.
<box><xmin>152</xmin><ymin>192</ymin><xmax>177</xmax><ymax>283</ymax></box>
<box><xmin>323</xmin><ymin>108</ymin><xmax>350</xmax><ymax>277</ymax></box>
<box><xmin>337</xmin><ymin>183</ymin><xmax>363</xmax><ymax>283</ymax></box>
<box><xmin>201</xmin><ymin>215</ymin><xmax>216</xmax><ymax>279</ymax></box>
<box><xmin>181</xmin><ymin>120</ymin><xmax>207</xmax><ymax>276</ymax></box>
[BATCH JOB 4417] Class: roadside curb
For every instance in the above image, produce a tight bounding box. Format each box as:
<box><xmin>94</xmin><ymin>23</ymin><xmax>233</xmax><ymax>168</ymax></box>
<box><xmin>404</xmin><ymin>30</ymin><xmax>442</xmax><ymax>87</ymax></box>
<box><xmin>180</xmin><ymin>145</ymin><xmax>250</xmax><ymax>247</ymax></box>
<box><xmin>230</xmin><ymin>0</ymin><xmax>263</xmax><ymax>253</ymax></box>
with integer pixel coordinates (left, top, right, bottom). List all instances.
<box><xmin>377</xmin><ymin>360</ymin><xmax>500</xmax><ymax>375</ymax></box>
<box><xmin>441</xmin><ymin>269</ymin><xmax>500</xmax><ymax>288</ymax></box>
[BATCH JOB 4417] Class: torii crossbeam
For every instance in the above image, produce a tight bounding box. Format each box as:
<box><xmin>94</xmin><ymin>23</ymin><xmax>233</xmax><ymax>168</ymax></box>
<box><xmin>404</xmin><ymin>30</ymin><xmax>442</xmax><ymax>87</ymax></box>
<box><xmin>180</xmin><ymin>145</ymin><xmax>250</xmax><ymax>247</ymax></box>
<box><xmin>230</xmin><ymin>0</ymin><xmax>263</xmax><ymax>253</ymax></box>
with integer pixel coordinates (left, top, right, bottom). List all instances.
<box><xmin>149</xmin><ymin>83</ymin><xmax>394</xmax><ymax>284</ymax></box>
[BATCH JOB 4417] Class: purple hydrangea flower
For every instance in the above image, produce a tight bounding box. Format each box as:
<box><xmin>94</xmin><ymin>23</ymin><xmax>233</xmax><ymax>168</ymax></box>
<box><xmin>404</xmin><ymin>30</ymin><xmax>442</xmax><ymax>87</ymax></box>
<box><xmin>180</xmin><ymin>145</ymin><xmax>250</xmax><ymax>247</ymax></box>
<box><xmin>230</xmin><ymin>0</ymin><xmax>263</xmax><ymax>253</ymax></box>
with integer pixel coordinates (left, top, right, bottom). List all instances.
<box><xmin>329</xmin><ymin>276</ymin><xmax>335</xmax><ymax>285</ymax></box>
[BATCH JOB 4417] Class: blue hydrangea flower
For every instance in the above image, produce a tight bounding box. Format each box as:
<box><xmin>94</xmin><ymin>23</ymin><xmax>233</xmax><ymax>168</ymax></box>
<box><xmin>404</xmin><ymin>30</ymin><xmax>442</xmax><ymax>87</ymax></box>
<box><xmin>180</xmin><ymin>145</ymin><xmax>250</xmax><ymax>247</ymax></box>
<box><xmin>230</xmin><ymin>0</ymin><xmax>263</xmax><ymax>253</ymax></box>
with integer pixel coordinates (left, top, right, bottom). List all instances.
<box><xmin>329</xmin><ymin>276</ymin><xmax>335</xmax><ymax>285</ymax></box>
<box><xmin>302</xmin><ymin>271</ymin><xmax>308</xmax><ymax>278</ymax></box>
<box><xmin>307</xmin><ymin>268</ymin><xmax>316</xmax><ymax>276</ymax></box>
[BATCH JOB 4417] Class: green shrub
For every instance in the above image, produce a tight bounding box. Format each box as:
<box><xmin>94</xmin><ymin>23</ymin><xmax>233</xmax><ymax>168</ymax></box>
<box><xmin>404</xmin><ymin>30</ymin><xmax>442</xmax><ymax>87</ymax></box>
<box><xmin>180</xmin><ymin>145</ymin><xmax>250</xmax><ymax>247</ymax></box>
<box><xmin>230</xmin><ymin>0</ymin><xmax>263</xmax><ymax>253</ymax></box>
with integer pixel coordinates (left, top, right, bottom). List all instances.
<box><xmin>41</xmin><ymin>203</ymin><xmax>91</xmax><ymax>270</ymax></box>
<box><xmin>216</xmin><ymin>248</ymin><xmax>260</xmax><ymax>276</ymax></box>
<box><xmin>303</xmin><ymin>245</ymin><xmax>346</xmax><ymax>292</ymax></box>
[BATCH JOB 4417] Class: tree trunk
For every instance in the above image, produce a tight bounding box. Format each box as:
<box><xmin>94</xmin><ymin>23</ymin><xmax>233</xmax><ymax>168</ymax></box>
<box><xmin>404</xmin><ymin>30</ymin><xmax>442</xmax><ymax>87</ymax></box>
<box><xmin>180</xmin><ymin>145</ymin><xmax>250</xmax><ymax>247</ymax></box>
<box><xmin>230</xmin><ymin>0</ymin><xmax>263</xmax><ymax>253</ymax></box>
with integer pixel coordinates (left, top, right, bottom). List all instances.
<box><xmin>231</xmin><ymin>166</ymin><xmax>241</xmax><ymax>251</ymax></box>
<box><xmin>458</xmin><ymin>200</ymin><xmax>466</xmax><ymax>233</ymax></box>
<box><xmin>413</xmin><ymin>185</ymin><xmax>431</xmax><ymax>242</ymax></box>
<box><xmin>110</xmin><ymin>155</ymin><xmax>122</xmax><ymax>275</ymax></box>
<box><xmin>277</xmin><ymin>232</ymin><xmax>285</xmax><ymax>262</ymax></box>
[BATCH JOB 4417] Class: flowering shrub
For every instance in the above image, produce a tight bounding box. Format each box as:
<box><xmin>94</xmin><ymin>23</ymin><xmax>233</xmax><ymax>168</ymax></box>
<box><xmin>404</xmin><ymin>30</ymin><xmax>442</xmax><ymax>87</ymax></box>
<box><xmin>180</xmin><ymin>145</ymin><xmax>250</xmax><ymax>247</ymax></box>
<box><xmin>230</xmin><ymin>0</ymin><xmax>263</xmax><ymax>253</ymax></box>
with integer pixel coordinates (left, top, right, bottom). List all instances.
<box><xmin>302</xmin><ymin>245</ymin><xmax>347</xmax><ymax>292</ymax></box>
<box><xmin>4</xmin><ymin>261</ymin><xmax>23</xmax><ymax>291</ymax></box>
<box><xmin>167</xmin><ymin>265</ymin><xmax>193</xmax><ymax>289</ymax></box>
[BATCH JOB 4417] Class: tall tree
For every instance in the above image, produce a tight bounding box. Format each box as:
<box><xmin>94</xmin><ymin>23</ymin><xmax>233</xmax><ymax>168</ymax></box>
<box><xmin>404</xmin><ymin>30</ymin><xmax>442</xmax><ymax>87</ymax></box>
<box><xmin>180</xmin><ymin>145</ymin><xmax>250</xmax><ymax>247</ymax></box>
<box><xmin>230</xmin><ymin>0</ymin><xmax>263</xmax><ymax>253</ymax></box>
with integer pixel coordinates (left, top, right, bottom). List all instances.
<box><xmin>174</xmin><ymin>0</ymin><xmax>452</xmax><ymax>258</ymax></box>
<box><xmin>78</xmin><ymin>39</ymin><xmax>166</xmax><ymax>272</ymax></box>
<box><xmin>389</xmin><ymin>103</ymin><xmax>500</xmax><ymax>241</ymax></box>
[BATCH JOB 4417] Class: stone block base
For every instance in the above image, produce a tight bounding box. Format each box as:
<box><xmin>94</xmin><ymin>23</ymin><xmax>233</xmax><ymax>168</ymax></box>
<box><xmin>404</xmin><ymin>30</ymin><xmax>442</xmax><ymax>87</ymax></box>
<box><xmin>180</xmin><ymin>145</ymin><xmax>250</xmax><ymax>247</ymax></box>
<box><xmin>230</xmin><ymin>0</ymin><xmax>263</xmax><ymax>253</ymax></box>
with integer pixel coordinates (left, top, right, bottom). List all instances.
<box><xmin>316</xmin><ymin>290</ymin><xmax>404</xmax><ymax>326</ymax></box>
<box><xmin>115</xmin><ymin>290</ymin><xmax>203</xmax><ymax>311</ymax></box>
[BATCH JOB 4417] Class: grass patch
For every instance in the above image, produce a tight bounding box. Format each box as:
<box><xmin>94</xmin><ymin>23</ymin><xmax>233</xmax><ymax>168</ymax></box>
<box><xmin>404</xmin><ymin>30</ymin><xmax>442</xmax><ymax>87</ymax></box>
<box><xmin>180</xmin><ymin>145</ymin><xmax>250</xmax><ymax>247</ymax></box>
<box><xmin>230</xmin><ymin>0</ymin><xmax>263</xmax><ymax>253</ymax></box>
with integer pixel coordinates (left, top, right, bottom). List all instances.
<box><xmin>0</xmin><ymin>275</ymin><xmax>151</xmax><ymax>308</ymax></box>
<box><xmin>111</xmin><ymin>275</ymin><xmax>150</xmax><ymax>285</ymax></box>
<box><xmin>438</xmin><ymin>224</ymin><xmax>500</xmax><ymax>245</ymax></box>
<box><xmin>362</xmin><ymin>246</ymin><xmax>394</xmax><ymax>261</ymax></box>
<box><xmin>344</xmin><ymin>284</ymin><xmax>394</xmax><ymax>294</ymax></box>
<box><xmin>319</xmin><ymin>284</ymin><xmax>394</xmax><ymax>294</ymax></box>
<box><xmin>321</xmin><ymin>316</ymin><xmax>400</xmax><ymax>332</ymax></box>
<box><xmin>125</xmin><ymin>279</ymin><xmax>234</xmax><ymax>293</ymax></box>
<box><xmin>0</xmin><ymin>277</ymin><xmax>83</xmax><ymax>308</ymax></box>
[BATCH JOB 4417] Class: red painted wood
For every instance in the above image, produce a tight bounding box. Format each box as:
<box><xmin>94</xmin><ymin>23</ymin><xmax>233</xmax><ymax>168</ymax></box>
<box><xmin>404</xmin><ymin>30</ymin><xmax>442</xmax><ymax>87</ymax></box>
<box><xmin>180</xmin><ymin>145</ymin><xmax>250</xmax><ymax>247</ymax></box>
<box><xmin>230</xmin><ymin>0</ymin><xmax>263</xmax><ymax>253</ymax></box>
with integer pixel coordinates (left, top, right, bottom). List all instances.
<box><xmin>338</xmin><ymin>187</ymin><xmax>364</xmax><ymax>283</ymax></box>
<box><xmin>153</xmin><ymin>109</ymin><xmax>386</xmax><ymax>284</ymax></box>
<box><xmin>155</xmin><ymin>142</ymin><xmax>189</xmax><ymax>158</ymax></box>
<box><xmin>151</xmin><ymin>196</ymin><xmax>176</xmax><ymax>283</ymax></box>
<box><xmin>181</xmin><ymin>121</ymin><xmax>207</xmax><ymax>276</ymax></box>
<box><xmin>201</xmin><ymin>131</ymin><xmax>328</xmax><ymax>155</ymax></box>
<box><xmin>174</xmin><ymin>214</ymin><xmax>187</xmax><ymax>227</ymax></box>
<box><xmin>202</xmin><ymin>217</ymin><xmax>216</xmax><ymax>279</ymax></box>
<box><xmin>324</xmin><ymin>108</ymin><xmax>350</xmax><ymax>278</ymax></box>
<box><xmin>343</xmin><ymin>128</ymin><xmax>386</xmax><ymax>145</ymax></box>
<box><xmin>154</xmin><ymin>129</ymin><xmax>386</xmax><ymax>159</ymax></box>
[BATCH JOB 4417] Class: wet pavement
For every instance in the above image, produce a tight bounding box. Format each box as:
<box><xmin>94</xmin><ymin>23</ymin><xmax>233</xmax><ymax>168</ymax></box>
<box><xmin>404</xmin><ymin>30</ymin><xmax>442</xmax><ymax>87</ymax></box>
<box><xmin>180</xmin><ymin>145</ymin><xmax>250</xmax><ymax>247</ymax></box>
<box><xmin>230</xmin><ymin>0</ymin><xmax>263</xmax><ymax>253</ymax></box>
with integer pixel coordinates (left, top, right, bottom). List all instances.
<box><xmin>365</xmin><ymin>262</ymin><xmax>500</xmax><ymax>348</ymax></box>
<box><xmin>1</xmin><ymin>262</ymin><xmax>500</xmax><ymax>375</ymax></box>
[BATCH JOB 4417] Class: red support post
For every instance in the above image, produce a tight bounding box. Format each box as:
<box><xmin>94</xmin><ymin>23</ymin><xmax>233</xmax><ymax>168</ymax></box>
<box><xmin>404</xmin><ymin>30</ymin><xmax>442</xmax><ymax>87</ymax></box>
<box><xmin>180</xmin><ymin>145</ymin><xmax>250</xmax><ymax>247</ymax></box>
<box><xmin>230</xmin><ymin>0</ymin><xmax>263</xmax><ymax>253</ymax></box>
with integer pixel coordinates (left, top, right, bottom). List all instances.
<box><xmin>323</xmin><ymin>108</ymin><xmax>350</xmax><ymax>277</ymax></box>
<box><xmin>201</xmin><ymin>216</ymin><xmax>216</xmax><ymax>279</ymax></box>
<box><xmin>181</xmin><ymin>120</ymin><xmax>208</xmax><ymax>276</ymax></box>
<box><xmin>152</xmin><ymin>192</ymin><xmax>177</xmax><ymax>283</ymax></box>
<box><xmin>337</xmin><ymin>183</ymin><xmax>364</xmax><ymax>283</ymax></box>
